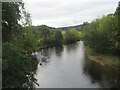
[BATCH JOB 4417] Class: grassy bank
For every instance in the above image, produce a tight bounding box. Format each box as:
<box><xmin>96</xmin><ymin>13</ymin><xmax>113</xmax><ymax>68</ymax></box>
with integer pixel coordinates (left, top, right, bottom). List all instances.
<box><xmin>85</xmin><ymin>46</ymin><xmax>120</xmax><ymax>70</ymax></box>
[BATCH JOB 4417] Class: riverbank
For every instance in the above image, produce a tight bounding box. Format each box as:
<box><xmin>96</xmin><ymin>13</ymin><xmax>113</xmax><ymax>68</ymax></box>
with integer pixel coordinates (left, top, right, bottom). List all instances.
<box><xmin>36</xmin><ymin>40</ymin><xmax>80</xmax><ymax>51</ymax></box>
<box><xmin>85</xmin><ymin>46</ymin><xmax>120</xmax><ymax>70</ymax></box>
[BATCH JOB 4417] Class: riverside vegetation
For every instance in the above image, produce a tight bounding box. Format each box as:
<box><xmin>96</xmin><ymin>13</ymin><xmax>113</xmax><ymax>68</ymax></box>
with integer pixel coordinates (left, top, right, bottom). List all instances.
<box><xmin>2</xmin><ymin>1</ymin><xmax>120</xmax><ymax>89</ymax></box>
<box><xmin>80</xmin><ymin>2</ymin><xmax>120</xmax><ymax>70</ymax></box>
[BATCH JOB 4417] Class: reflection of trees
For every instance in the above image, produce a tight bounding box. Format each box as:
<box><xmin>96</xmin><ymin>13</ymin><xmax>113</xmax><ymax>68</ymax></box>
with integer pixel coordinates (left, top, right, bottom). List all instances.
<box><xmin>38</xmin><ymin>48</ymin><xmax>52</xmax><ymax>64</ymax></box>
<box><xmin>83</xmin><ymin>58</ymin><xmax>119</xmax><ymax>88</ymax></box>
<box><xmin>55</xmin><ymin>46</ymin><xmax>63</xmax><ymax>56</ymax></box>
<box><xmin>66</xmin><ymin>43</ymin><xmax>78</xmax><ymax>53</ymax></box>
<box><xmin>41</xmin><ymin>48</ymin><xmax>50</xmax><ymax>57</ymax></box>
<box><xmin>83</xmin><ymin>58</ymin><xmax>103</xmax><ymax>82</ymax></box>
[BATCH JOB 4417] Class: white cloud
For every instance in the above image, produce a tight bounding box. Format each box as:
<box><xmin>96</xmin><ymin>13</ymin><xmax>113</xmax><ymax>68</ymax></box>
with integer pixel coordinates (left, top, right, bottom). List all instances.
<box><xmin>23</xmin><ymin>0</ymin><xmax>119</xmax><ymax>27</ymax></box>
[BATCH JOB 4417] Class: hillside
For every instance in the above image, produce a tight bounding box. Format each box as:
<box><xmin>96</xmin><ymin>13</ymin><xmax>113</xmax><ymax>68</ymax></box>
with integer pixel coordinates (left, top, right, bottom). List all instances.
<box><xmin>58</xmin><ymin>24</ymin><xmax>82</xmax><ymax>31</ymax></box>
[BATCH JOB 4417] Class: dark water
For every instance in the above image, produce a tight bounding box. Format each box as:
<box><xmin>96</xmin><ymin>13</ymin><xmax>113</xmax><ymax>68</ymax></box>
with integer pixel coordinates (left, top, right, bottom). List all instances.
<box><xmin>35</xmin><ymin>41</ymin><xmax>119</xmax><ymax>88</ymax></box>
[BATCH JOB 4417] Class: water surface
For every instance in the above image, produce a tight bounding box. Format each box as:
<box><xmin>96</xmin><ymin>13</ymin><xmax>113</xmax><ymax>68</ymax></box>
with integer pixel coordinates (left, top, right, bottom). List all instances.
<box><xmin>35</xmin><ymin>41</ymin><xmax>119</xmax><ymax>88</ymax></box>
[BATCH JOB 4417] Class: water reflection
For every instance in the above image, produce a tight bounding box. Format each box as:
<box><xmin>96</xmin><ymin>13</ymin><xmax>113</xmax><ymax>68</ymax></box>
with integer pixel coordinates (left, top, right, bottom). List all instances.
<box><xmin>65</xmin><ymin>42</ymin><xmax>78</xmax><ymax>53</ymax></box>
<box><xmin>41</xmin><ymin>48</ymin><xmax>50</xmax><ymax>57</ymax></box>
<box><xmin>83</xmin><ymin>57</ymin><xmax>119</xmax><ymax>88</ymax></box>
<box><xmin>37</xmin><ymin>46</ymin><xmax>64</xmax><ymax>65</ymax></box>
<box><xmin>55</xmin><ymin>46</ymin><xmax>63</xmax><ymax>56</ymax></box>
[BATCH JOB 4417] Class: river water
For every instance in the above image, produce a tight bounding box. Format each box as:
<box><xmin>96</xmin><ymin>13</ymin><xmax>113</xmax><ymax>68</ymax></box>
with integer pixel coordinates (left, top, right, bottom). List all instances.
<box><xmin>35</xmin><ymin>41</ymin><xmax>119</xmax><ymax>88</ymax></box>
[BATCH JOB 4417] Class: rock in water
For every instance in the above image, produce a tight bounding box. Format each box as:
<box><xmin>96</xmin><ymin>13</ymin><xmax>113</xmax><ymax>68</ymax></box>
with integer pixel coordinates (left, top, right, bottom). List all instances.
<box><xmin>40</xmin><ymin>63</ymin><xmax>42</xmax><ymax>65</ymax></box>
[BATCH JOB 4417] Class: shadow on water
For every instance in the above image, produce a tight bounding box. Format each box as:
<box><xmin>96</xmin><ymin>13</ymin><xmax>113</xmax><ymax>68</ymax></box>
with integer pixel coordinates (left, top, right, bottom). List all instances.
<box><xmin>82</xmin><ymin>56</ymin><xmax>119</xmax><ymax>88</ymax></box>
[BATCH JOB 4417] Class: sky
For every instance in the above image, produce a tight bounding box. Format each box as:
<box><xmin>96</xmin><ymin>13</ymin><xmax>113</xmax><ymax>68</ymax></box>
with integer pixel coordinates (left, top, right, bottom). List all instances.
<box><xmin>23</xmin><ymin>0</ymin><xmax>119</xmax><ymax>28</ymax></box>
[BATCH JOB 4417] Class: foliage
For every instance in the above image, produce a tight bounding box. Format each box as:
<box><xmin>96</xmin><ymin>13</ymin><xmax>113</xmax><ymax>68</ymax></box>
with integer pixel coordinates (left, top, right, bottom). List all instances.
<box><xmin>81</xmin><ymin>2</ymin><xmax>120</xmax><ymax>55</ymax></box>
<box><xmin>2</xmin><ymin>2</ymin><xmax>39</xmax><ymax>89</ymax></box>
<box><xmin>2</xmin><ymin>42</ymin><xmax>38</xmax><ymax>88</ymax></box>
<box><xmin>2</xmin><ymin>2</ymin><xmax>32</xmax><ymax>42</ymax></box>
<box><xmin>64</xmin><ymin>29</ymin><xmax>80</xmax><ymax>44</ymax></box>
<box><xmin>54</xmin><ymin>30</ymin><xmax>63</xmax><ymax>45</ymax></box>
<box><xmin>30</xmin><ymin>25</ymin><xmax>64</xmax><ymax>47</ymax></box>
<box><xmin>111</xmin><ymin>1</ymin><xmax>120</xmax><ymax>54</ymax></box>
<box><xmin>13</xmin><ymin>27</ymin><xmax>39</xmax><ymax>54</ymax></box>
<box><xmin>2</xmin><ymin>2</ymin><xmax>24</xmax><ymax>42</ymax></box>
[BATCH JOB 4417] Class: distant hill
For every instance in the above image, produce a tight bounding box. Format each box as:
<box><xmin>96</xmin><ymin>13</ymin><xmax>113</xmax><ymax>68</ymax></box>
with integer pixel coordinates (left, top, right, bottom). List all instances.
<box><xmin>31</xmin><ymin>25</ymin><xmax>56</xmax><ymax>30</ymax></box>
<box><xmin>31</xmin><ymin>24</ymin><xmax>82</xmax><ymax>31</ymax></box>
<box><xmin>58</xmin><ymin>24</ymin><xmax>82</xmax><ymax>31</ymax></box>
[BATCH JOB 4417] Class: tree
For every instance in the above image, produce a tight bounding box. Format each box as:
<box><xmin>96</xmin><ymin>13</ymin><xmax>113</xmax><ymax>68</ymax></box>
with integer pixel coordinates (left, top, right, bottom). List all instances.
<box><xmin>2</xmin><ymin>2</ymin><xmax>24</xmax><ymax>42</ymax></box>
<box><xmin>64</xmin><ymin>29</ymin><xmax>80</xmax><ymax>44</ymax></box>
<box><xmin>2</xmin><ymin>2</ymin><xmax>32</xmax><ymax>42</ymax></box>
<box><xmin>54</xmin><ymin>30</ymin><xmax>63</xmax><ymax>45</ymax></box>
<box><xmin>13</xmin><ymin>27</ymin><xmax>39</xmax><ymax>54</ymax></box>
<box><xmin>2</xmin><ymin>2</ymin><xmax>39</xmax><ymax>89</ymax></box>
<box><xmin>2</xmin><ymin>43</ymin><xmax>38</xmax><ymax>88</ymax></box>
<box><xmin>81</xmin><ymin>2</ymin><xmax>120</xmax><ymax>55</ymax></box>
<box><xmin>22</xmin><ymin>12</ymin><xmax>32</xmax><ymax>27</ymax></box>
<box><xmin>111</xmin><ymin>2</ymin><xmax>120</xmax><ymax>54</ymax></box>
<box><xmin>38</xmin><ymin>25</ymin><xmax>50</xmax><ymax>41</ymax></box>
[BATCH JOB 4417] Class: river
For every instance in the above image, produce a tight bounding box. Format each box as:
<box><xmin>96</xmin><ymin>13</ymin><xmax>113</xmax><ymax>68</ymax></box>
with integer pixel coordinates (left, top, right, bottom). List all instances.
<box><xmin>34</xmin><ymin>41</ymin><xmax>119</xmax><ymax>88</ymax></box>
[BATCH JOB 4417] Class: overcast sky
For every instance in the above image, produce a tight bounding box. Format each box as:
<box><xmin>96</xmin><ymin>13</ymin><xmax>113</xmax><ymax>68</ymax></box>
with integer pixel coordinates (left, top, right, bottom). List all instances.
<box><xmin>23</xmin><ymin>0</ymin><xmax>119</xmax><ymax>28</ymax></box>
